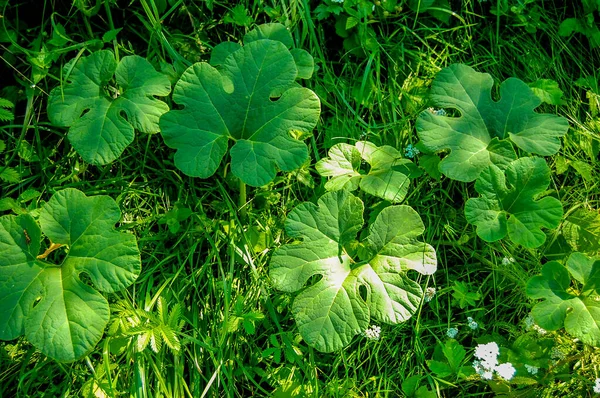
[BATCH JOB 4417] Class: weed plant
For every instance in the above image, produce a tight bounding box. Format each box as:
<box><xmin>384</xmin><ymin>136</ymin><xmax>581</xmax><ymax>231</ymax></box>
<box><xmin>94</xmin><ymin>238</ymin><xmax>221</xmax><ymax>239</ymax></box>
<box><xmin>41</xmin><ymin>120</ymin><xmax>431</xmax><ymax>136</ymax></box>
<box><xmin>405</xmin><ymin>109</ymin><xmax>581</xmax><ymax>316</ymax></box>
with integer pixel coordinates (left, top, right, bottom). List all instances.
<box><xmin>1</xmin><ymin>0</ymin><xmax>599</xmax><ymax>397</ymax></box>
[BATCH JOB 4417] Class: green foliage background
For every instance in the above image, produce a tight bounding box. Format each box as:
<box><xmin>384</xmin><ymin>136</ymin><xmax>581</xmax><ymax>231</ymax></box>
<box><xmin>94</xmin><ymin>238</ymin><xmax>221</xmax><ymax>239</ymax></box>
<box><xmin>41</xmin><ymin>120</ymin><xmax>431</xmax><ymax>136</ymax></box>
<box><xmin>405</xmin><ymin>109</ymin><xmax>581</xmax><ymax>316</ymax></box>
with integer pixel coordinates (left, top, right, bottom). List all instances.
<box><xmin>1</xmin><ymin>0</ymin><xmax>600</xmax><ymax>396</ymax></box>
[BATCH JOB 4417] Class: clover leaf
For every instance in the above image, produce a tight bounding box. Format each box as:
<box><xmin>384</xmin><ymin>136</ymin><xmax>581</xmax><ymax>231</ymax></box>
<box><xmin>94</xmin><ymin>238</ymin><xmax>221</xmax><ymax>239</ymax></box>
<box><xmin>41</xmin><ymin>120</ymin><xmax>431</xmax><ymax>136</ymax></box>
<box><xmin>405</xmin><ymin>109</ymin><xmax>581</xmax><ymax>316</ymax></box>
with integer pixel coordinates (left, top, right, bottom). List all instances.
<box><xmin>464</xmin><ymin>157</ymin><xmax>563</xmax><ymax>248</ymax></box>
<box><xmin>315</xmin><ymin>141</ymin><xmax>420</xmax><ymax>203</ymax></box>
<box><xmin>160</xmin><ymin>23</ymin><xmax>321</xmax><ymax>187</ymax></box>
<box><xmin>527</xmin><ymin>252</ymin><xmax>600</xmax><ymax>346</ymax></box>
<box><xmin>270</xmin><ymin>190</ymin><xmax>436</xmax><ymax>352</ymax></box>
<box><xmin>416</xmin><ymin>64</ymin><xmax>569</xmax><ymax>182</ymax></box>
<box><xmin>0</xmin><ymin>188</ymin><xmax>141</xmax><ymax>361</ymax></box>
<box><xmin>47</xmin><ymin>51</ymin><xmax>171</xmax><ymax>165</ymax></box>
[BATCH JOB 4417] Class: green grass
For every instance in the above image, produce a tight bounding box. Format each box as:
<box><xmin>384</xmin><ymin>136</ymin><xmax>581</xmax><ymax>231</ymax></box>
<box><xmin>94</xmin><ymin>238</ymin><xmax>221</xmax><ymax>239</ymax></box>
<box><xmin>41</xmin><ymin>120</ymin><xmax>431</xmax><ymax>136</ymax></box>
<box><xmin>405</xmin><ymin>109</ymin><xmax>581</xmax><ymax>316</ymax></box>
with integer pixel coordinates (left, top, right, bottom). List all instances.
<box><xmin>1</xmin><ymin>0</ymin><xmax>600</xmax><ymax>396</ymax></box>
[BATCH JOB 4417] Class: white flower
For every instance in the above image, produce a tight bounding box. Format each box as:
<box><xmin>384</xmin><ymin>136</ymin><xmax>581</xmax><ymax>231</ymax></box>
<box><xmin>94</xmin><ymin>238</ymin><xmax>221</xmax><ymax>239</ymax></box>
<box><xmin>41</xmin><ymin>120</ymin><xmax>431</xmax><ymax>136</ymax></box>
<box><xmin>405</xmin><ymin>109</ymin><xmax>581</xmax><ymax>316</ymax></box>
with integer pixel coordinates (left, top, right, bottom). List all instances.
<box><xmin>495</xmin><ymin>362</ymin><xmax>516</xmax><ymax>380</ymax></box>
<box><xmin>467</xmin><ymin>316</ymin><xmax>479</xmax><ymax>330</ymax></box>
<box><xmin>594</xmin><ymin>378</ymin><xmax>600</xmax><ymax>394</ymax></box>
<box><xmin>364</xmin><ymin>325</ymin><xmax>381</xmax><ymax>340</ymax></box>
<box><xmin>501</xmin><ymin>257</ymin><xmax>515</xmax><ymax>266</ymax></box>
<box><xmin>331</xmin><ymin>0</ymin><xmax>344</xmax><ymax>3</ymax></box>
<box><xmin>524</xmin><ymin>315</ymin><xmax>547</xmax><ymax>335</ymax></box>
<box><xmin>474</xmin><ymin>342</ymin><xmax>499</xmax><ymax>369</ymax></box>
<box><xmin>524</xmin><ymin>364</ymin><xmax>539</xmax><ymax>375</ymax></box>
<box><xmin>446</xmin><ymin>327</ymin><xmax>458</xmax><ymax>339</ymax></box>
<box><xmin>424</xmin><ymin>287</ymin><xmax>436</xmax><ymax>302</ymax></box>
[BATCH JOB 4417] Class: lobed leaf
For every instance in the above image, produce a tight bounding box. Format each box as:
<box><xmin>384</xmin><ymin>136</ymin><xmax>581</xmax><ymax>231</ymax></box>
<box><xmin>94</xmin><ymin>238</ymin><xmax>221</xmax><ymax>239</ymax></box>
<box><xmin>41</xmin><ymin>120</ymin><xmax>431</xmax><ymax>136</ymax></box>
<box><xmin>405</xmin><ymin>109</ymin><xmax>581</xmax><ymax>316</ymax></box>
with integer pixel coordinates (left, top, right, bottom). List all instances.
<box><xmin>47</xmin><ymin>50</ymin><xmax>171</xmax><ymax>165</ymax></box>
<box><xmin>160</xmin><ymin>23</ymin><xmax>320</xmax><ymax>187</ymax></box>
<box><xmin>416</xmin><ymin>64</ymin><xmax>569</xmax><ymax>182</ymax></box>
<box><xmin>464</xmin><ymin>157</ymin><xmax>563</xmax><ymax>248</ymax></box>
<box><xmin>527</xmin><ymin>252</ymin><xmax>600</xmax><ymax>346</ymax></box>
<box><xmin>270</xmin><ymin>191</ymin><xmax>436</xmax><ymax>352</ymax></box>
<box><xmin>315</xmin><ymin>141</ymin><xmax>418</xmax><ymax>203</ymax></box>
<box><xmin>0</xmin><ymin>188</ymin><xmax>141</xmax><ymax>361</ymax></box>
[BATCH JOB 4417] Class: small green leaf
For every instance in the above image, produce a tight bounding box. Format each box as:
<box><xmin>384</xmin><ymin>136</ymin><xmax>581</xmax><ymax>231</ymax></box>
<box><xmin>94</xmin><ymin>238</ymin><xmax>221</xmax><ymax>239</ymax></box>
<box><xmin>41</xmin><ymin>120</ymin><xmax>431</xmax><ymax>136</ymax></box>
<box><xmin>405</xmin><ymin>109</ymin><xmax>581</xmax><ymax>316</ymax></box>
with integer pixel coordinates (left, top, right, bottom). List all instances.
<box><xmin>427</xmin><ymin>360</ymin><xmax>453</xmax><ymax>377</ymax></box>
<box><xmin>416</xmin><ymin>64</ymin><xmax>569</xmax><ymax>182</ymax></box>
<box><xmin>315</xmin><ymin>141</ymin><xmax>417</xmax><ymax>203</ymax></box>
<box><xmin>48</xmin><ymin>50</ymin><xmax>171</xmax><ymax>165</ymax></box>
<box><xmin>0</xmin><ymin>188</ymin><xmax>141</xmax><ymax>361</ymax></box>
<box><xmin>451</xmin><ymin>281</ymin><xmax>480</xmax><ymax>309</ymax></box>
<box><xmin>527</xmin><ymin>252</ymin><xmax>600</xmax><ymax>346</ymax></box>
<box><xmin>442</xmin><ymin>339</ymin><xmax>466</xmax><ymax>371</ymax></box>
<box><xmin>223</xmin><ymin>4</ymin><xmax>253</xmax><ymax>27</ymax></box>
<box><xmin>270</xmin><ymin>190</ymin><xmax>436</xmax><ymax>352</ymax></box>
<box><xmin>465</xmin><ymin>157</ymin><xmax>563</xmax><ymax>248</ymax></box>
<box><xmin>102</xmin><ymin>28</ymin><xmax>123</xmax><ymax>43</ymax></box>
<box><xmin>0</xmin><ymin>167</ymin><xmax>20</xmax><ymax>183</ymax></box>
<box><xmin>528</xmin><ymin>79</ymin><xmax>566</xmax><ymax>105</ymax></box>
<box><xmin>160</xmin><ymin>24</ymin><xmax>320</xmax><ymax>187</ymax></box>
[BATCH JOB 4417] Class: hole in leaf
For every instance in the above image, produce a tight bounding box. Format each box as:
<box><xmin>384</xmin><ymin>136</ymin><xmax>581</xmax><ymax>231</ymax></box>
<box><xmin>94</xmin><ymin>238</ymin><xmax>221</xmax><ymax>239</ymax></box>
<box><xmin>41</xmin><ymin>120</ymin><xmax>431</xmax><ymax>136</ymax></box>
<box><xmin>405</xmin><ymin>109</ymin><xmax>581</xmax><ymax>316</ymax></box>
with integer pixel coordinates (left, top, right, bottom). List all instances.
<box><xmin>358</xmin><ymin>285</ymin><xmax>368</xmax><ymax>302</ymax></box>
<box><xmin>32</xmin><ymin>296</ymin><xmax>42</xmax><ymax>309</ymax></box>
<box><xmin>304</xmin><ymin>274</ymin><xmax>323</xmax><ymax>288</ymax></box>
<box><xmin>79</xmin><ymin>272</ymin><xmax>94</xmax><ymax>288</ymax></box>
<box><xmin>44</xmin><ymin>246</ymin><xmax>68</xmax><ymax>266</ymax></box>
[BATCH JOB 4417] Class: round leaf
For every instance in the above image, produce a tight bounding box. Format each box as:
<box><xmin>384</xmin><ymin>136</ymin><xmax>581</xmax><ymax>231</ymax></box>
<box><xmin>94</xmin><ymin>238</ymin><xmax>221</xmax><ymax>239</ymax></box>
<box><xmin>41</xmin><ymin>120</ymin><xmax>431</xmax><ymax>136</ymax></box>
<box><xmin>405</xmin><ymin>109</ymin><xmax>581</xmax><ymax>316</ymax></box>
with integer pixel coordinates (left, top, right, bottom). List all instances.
<box><xmin>0</xmin><ymin>189</ymin><xmax>141</xmax><ymax>361</ymax></box>
<box><xmin>160</xmin><ymin>26</ymin><xmax>320</xmax><ymax>187</ymax></box>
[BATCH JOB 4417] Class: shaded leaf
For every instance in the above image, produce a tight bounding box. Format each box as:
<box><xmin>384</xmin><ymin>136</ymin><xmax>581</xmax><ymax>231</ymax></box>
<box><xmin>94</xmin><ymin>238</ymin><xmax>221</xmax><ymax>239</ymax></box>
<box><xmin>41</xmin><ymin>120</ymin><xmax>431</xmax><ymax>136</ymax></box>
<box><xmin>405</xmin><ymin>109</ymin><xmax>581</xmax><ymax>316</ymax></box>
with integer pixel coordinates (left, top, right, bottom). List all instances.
<box><xmin>416</xmin><ymin>64</ymin><xmax>569</xmax><ymax>181</ymax></box>
<box><xmin>160</xmin><ymin>24</ymin><xmax>320</xmax><ymax>187</ymax></box>
<box><xmin>48</xmin><ymin>51</ymin><xmax>171</xmax><ymax>165</ymax></box>
<box><xmin>0</xmin><ymin>189</ymin><xmax>141</xmax><ymax>361</ymax></box>
<box><xmin>527</xmin><ymin>252</ymin><xmax>600</xmax><ymax>346</ymax></box>
<box><xmin>465</xmin><ymin>157</ymin><xmax>563</xmax><ymax>248</ymax></box>
<box><xmin>270</xmin><ymin>191</ymin><xmax>436</xmax><ymax>352</ymax></box>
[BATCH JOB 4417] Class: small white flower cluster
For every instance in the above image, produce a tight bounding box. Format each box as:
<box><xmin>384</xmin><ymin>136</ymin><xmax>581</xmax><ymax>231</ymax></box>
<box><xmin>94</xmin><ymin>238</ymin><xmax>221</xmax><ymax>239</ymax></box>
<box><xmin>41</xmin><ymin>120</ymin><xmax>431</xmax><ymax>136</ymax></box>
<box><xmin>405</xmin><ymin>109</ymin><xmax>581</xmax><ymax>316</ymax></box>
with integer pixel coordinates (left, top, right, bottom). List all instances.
<box><xmin>467</xmin><ymin>317</ymin><xmax>478</xmax><ymax>330</ymax></box>
<box><xmin>524</xmin><ymin>364</ymin><xmax>539</xmax><ymax>375</ymax></box>
<box><xmin>331</xmin><ymin>0</ymin><xmax>344</xmax><ymax>3</ymax></box>
<box><xmin>501</xmin><ymin>257</ymin><xmax>515</xmax><ymax>266</ymax></box>
<box><xmin>364</xmin><ymin>325</ymin><xmax>381</xmax><ymax>340</ymax></box>
<box><xmin>404</xmin><ymin>143</ymin><xmax>420</xmax><ymax>159</ymax></box>
<box><xmin>447</xmin><ymin>327</ymin><xmax>459</xmax><ymax>339</ymax></box>
<box><xmin>424</xmin><ymin>287</ymin><xmax>436</xmax><ymax>302</ymax></box>
<box><xmin>524</xmin><ymin>314</ymin><xmax>547</xmax><ymax>335</ymax></box>
<box><xmin>550</xmin><ymin>346</ymin><xmax>567</xmax><ymax>362</ymax></box>
<box><xmin>594</xmin><ymin>378</ymin><xmax>600</xmax><ymax>394</ymax></box>
<box><xmin>472</xmin><ymin>342</ymin><xmax>516</xmax><ymax>381</ymax></box>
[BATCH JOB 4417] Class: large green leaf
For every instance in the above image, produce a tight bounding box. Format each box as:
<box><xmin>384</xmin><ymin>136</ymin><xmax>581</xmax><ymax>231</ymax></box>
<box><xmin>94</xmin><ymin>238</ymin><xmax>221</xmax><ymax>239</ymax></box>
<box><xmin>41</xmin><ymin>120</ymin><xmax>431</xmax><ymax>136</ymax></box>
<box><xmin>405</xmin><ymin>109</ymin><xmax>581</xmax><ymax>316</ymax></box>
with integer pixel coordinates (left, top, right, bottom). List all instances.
<box><xmin>527</xmin><ymin>252</ymin><xmax>600</xmax><ymax>346</ymax></box>
<box><xmin>416</xmin><ymin>64</ymin><xmax>569</xmax><ymax>182</ymax></box>
<box><xmin>47</xmin><ymin>51</ymin><xmax>171</xmax><ymax>165</ymax></box>
<box><xmin>315</xmin><ymin>141</ymin><xmax>420</xmax><ymax>203</ymax></box>
<box><xmin>160</xmin><ymin>23</ymin><xmax>321</xmax><ymax>187</ymax></box>
<box><xmin>0</xmin><ymin>189</ymin><xmax>141</xmax><ymax>361</ymax></box>
<box><xmin>464</xmin><ymin>157</ymin><xmax>563</xmax><ymax>248</ymax></box>
<box><xmin>270</xmin><ymin>191</ymin><xmax>436</xmax><ymax>352</ymax></box>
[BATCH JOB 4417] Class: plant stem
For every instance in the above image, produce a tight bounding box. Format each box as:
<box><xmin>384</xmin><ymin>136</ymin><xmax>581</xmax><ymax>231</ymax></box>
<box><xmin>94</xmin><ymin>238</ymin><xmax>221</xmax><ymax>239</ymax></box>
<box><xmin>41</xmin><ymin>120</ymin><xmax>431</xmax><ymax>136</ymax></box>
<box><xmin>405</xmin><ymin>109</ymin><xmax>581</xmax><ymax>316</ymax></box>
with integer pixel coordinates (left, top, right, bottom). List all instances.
<box><xmin>239</xmin><ymin>180</ymin><xmax>247</xmax><ymax>219</ymax></box>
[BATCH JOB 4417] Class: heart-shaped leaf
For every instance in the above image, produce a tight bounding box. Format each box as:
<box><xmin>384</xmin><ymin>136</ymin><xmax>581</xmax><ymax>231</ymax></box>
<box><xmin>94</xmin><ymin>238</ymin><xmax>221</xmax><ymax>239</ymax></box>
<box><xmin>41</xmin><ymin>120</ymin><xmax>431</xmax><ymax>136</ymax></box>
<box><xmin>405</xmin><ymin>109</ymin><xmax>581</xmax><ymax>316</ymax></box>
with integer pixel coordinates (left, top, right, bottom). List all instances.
<box><xmin>0</xmin><ymin>188</ymin><xmax>141</xmax><ymax>361</ymax></box>
<box><xmin>315</xmin><ymin>141</ymin><xmax>420</xmax><ymax>203</ymax></box>
<box><xmin>464</xmin><ymin>157</ymin><xmax>563</xmax><ymax>248</ymax></box>
<box><xmin>270</xmin><ymin>190</ymin><xmax>436</xmax><ymax>352</ymax></box>
<box><xmin>527</xmin><ymin>252</ymin><xmax>600</xmax><ymax>346</ymax></box>
<box><xmin>416</xmin><ymin>64</ymin><xmax>569</xmax><ymax>182</ymax></box>
<box><xmin>160</xmin><ymin>23</ymin><xmax>321</xmax><ymax>187</ymax></box>
<box><xmin>47</xmin><ymin>50</ymin><xmax>171</xmax><ymax>165</ymax></box>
